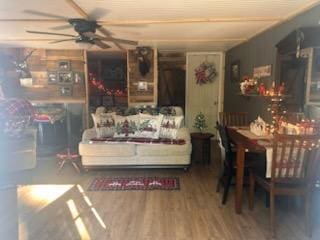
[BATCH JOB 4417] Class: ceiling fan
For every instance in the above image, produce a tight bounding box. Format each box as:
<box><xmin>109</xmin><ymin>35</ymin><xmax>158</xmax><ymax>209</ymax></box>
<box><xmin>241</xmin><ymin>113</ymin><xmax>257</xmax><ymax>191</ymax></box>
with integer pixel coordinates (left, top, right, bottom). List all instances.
<box><xmin>24</xmin><ymin>10</ymin><xmax>138</xmax><ymax>49</ymax></box>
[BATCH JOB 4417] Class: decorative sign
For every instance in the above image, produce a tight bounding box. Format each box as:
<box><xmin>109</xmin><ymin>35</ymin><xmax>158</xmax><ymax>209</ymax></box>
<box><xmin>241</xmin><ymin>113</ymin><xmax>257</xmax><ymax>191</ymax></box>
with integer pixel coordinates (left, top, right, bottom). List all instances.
<box><xmin>253</xmin><ymin>65</ymin><xmax>272</xmax><ymax>78</ymax></box>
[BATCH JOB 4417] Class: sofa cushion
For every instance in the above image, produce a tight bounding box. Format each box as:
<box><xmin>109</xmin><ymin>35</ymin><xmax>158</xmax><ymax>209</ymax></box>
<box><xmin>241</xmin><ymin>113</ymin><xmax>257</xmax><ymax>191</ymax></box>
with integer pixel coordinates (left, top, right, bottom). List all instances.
<box><xmin>79</xmin><ymin>142</ymin><xmax>136</xmax><ymax>157</ymax></box>
<box><xmin>136</xmin><ymin>142</ymin><xmax>191</xmax><ymax>156</ymax></box>
<box><xmin>91</xmin><ymin>112</ymin><xmax>116</xmax><ymax>138</ymax></box>
<box><xmin>114</xmin><ymin>114</ymin><xmax>140</xmax><ymax>137</ymax></box>
<box><xmin>159</xmin><ymin>115</ymin><xmax>184</xmax><ymax>139</ymax></box>
<box><xmin>138</xmin><ymin>113</ymin><xmax>163</xmax><ymax>139</ymax></box>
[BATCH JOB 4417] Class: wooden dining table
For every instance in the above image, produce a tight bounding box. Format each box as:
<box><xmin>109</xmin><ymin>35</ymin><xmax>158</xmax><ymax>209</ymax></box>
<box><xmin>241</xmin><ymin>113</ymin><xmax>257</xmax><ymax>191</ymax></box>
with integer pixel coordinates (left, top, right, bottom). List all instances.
<box><xmin>227</xmin><ymin>127</ymin><xmax>271</xmax><ymax>214</ymax></box>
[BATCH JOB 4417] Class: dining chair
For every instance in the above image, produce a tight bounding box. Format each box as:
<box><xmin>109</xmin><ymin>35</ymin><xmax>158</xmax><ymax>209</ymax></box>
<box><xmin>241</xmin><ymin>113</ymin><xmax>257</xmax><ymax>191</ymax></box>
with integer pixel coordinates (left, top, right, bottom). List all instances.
<box><xmin>248</xmin><ymin>134</ymin><xmax>320</xmax><ymax>237</ymax></box>
<box><xmin>216</xmin><ymin>122</ymin><xmax>260</xmax><ymax>204</ymax></box>
<box><xmin>219</xmin><ymin>112</ymin><xmax>248</xmax><ymax>127</ymax></box>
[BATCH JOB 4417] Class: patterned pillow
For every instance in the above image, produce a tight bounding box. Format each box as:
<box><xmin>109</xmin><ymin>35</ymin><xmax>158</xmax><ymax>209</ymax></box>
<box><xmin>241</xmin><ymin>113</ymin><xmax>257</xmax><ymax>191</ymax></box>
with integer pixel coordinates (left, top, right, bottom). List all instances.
<box><xmin>114</xmin><ymin>115</ymin><xmax>140</xmax><ymax>137</ymax></box>
<box><xmin>138</xmin><ymin>113</ymin><xmax>163</xmax><ymax>139</ymax></box>
<box><xmin>159</xmin><ymin>115</ymin><xmax>184</xmax><ymax>139</ymax></box>
<box><xmin>91</xmin><ymin>112</ymin><xmax>116</xmax><ymax>138</ymax></box>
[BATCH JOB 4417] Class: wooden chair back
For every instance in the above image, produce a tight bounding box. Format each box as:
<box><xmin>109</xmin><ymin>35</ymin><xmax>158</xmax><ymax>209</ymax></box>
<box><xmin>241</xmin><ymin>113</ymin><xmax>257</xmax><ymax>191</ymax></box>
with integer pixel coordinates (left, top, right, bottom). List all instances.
<box><xmin>219</xmin><ymin>112</ymin><xmax>248</xmax><ymax>127</ymax></box>
<box><xmin>282</xmin><ymin>112</ymin><xmax>305</xmax><ymax>124</ymax></box>
<box><xmin>271</xmin><ymin>134</ymin><xmax>320</xmax><ymax>185</ymax></box>
<box><xmin>216</xmin><ymin>122</ymin><xmax>233</xmax><ymax>169</ymax></box>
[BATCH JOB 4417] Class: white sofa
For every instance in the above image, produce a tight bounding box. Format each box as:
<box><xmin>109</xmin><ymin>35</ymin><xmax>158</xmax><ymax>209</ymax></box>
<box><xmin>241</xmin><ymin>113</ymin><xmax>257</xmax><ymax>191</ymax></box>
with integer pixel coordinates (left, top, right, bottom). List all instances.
<box><xmin>79</xmin><ymin>109</ymin><xmax>192</xmax><ymax>170</ymax></box>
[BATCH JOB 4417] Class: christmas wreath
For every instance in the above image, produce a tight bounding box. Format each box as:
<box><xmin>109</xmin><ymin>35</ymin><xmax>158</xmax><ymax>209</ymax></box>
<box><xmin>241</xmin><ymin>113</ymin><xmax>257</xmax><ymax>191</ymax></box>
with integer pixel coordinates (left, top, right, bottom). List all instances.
<box><xmin>194</xmin><ymin>61</ymin><xmax>217</xmax><ymax>85</ymax></box>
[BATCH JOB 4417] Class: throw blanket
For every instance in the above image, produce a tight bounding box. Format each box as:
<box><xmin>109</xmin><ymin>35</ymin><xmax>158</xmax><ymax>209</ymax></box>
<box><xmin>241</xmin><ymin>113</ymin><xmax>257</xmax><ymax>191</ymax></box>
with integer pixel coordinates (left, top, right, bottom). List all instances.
<box><xmin>90</xmin><ymin>137</ymin><xmax>186</xmax><ymax>145</ymax></box>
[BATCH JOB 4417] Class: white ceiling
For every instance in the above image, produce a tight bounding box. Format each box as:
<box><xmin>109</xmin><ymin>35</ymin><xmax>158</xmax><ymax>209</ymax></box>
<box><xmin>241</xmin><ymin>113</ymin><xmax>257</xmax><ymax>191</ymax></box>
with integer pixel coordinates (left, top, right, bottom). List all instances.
<box><xmin>0</xmin><ymin>0</ymin><xmax>319</xmax><ymax>51</ymax></box>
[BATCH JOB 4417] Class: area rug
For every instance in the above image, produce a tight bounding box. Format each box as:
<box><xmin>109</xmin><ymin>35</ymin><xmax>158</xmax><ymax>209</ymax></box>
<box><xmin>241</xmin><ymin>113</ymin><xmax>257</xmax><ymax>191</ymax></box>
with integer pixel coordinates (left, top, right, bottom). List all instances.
<box><xmin>88</xmin><ymin>177</ymin><xmax>180</xmax><ymax>191</ymax></box>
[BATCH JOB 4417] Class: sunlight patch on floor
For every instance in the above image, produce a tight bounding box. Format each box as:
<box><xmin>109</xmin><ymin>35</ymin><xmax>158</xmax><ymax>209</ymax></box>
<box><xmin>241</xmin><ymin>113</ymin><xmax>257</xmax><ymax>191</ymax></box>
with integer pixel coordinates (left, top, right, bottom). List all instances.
<box><xmin>67</xmin><ymin>199</ymin><xmax>91</xmax><ymax>240</ymax></box>
<box><xmin>77</xmin><ymin>184</ymin><xmax>107</xmax><ymax>229</ymax></box>
<box><xmin>19</xmin><ymin>184</ymin><xmax>74</xmax><ymax>211</ymax></box>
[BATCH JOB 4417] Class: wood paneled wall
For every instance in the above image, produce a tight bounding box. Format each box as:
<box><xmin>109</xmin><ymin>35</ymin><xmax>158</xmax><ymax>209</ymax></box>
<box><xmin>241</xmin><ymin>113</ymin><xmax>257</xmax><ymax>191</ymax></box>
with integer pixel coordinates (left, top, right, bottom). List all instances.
<box><xmin>0</xmin><ymin>48</ymin><xmax>86</xmax><ymax>103</ymax></box>
<box><xmin>127</xmin><ymin>48</ymin><xmax>158</xmax><ymax>106</ymax></box>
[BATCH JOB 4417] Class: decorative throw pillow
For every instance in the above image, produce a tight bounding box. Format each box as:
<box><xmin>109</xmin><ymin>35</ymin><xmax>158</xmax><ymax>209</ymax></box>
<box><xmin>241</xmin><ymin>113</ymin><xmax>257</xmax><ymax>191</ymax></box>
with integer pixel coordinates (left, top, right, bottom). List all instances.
<box><xmin>91</xmin><ymin>112</ymin><xmax>116</xmax><ymax>138</ymax></box>
<box><xmin>159</xmin><ymin>115</ymin><xmax>184</xmax><ymax>139</ymax></box>
<box><xmin>138</xmin><ymin>113</ymin><xmax>163</xmax><ymax>139</ymax></box>
<box><xmin>114</xmin><ymin>115</ymin><xmax>140</xmax><ymax>138</ymax></box>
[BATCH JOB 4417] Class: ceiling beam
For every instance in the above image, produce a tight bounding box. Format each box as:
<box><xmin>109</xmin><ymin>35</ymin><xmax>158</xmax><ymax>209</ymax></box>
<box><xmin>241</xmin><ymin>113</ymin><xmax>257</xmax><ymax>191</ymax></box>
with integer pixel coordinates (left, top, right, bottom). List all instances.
<box><xmin>0</xmin><ymin>38</ymin><xmax>245</xmax><ymax>42</ymax></box>
<box><xmin>99</xmin><ymin>17</ymin><xmax>281</xmax><ymax>26</ymax></box>
<box><xmin>0</xmin><ymin>19</ymin><xmax>65</xmax><ymax>23</ymax></box>
<box><xmin>0</xmin><ymin>17</ymin><xmax>281</xmax><ymax>24</ymax></box>
<box><xmin>140</xmin><ymin>38</ymin><xmax>245</xmax><ymax>42</ymax></box>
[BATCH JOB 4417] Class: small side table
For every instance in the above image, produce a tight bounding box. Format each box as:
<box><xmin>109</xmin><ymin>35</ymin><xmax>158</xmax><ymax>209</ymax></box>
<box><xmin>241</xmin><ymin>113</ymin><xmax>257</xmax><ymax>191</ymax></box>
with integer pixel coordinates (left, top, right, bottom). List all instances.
<box><xmin>191</xmin><ymin>132</ymin><xmax>214</xmax><ymax>165</ymax></box>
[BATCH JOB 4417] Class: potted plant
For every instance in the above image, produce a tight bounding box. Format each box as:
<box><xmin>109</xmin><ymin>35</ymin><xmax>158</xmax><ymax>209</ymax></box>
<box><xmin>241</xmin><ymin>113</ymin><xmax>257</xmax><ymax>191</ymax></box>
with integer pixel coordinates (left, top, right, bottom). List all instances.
<box><xmin>193</xmin><ymin>112</ymin><xmax>208</xmax><ymax>133</ymax></box>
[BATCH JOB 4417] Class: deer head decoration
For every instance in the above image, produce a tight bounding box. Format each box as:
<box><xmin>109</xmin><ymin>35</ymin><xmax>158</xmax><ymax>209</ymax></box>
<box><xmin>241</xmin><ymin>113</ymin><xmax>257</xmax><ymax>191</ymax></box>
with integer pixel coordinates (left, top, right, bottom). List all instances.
<box><xmin>135</xmin><ymin>47</ymin><xmax>151</xmax><ymax>77</ymax></box>
<box><xmin>12</xmin><ymin>49</ymin><xmax>35</xmax><ymax>78</ymax></box>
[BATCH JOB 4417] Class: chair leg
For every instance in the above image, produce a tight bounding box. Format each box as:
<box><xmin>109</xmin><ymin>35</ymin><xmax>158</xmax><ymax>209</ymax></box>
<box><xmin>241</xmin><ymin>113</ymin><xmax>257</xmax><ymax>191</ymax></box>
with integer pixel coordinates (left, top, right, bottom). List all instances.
<box><xmin>222</xmin><ymin>174</ymin><xmax>232</xmax><ymax>205</ymax></box>
<box><xmin>248</xmin><ymin>172</ymin><xmax>255</xmax><ymax>210</ymax></box>
<box><xmin>216</xmin><ymin>168</ymin><xmax>225</xmax><ymax>193</ymax></box>
<box><xmin>270</xmin><ymin>191</ymin><xmax>276</xmax><ymax>238</ymax></box>
<box><xmin>304</xmin><ymin>194</ymin><xmax>312</xmax><ymax>237</ymax></box>
<box><xmin>266</xmin><ymin>192</ymin><xmax>270</xmax><ymax>208</ymax></box>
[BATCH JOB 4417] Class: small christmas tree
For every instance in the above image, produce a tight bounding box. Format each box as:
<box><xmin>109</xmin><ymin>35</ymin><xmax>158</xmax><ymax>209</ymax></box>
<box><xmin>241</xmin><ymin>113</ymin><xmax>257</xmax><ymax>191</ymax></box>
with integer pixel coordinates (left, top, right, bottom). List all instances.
<box><xmin>193</xmin><ymin>112</ymin><xmax>208</xmax><ymax>133</ymax></box>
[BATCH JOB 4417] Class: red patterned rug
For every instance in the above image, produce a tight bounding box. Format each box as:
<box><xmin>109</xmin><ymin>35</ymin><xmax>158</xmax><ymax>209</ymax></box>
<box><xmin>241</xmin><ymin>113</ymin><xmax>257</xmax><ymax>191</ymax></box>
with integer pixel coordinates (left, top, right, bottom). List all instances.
<box><xmin>88</xmin><ymin>177</ymin><xmax>180</xmax><ymax>191</ymax></box>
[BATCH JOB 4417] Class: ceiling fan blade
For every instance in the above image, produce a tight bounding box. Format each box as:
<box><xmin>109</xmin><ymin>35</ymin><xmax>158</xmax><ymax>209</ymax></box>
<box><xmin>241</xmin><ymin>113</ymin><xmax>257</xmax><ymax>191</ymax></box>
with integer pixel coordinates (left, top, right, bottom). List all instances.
<box><xmin>88</xmin><ymin>8</ymin><xmax>109</xmax><ymax>20</ymax></box>
<box><xmin>49</xmin><ymin>39</ymin><xmax>76</xmax><ymax>44</ymax></box>
<box><xmin>26</xmin><ymin>30</ymin><xmax>76</xmax><ymax>38</ymax></box>
<box><xmin>94</xmin><ymin>40</ymin><xmax>111</xmax><ymax>49</ymax></box>
<box><xmin>97</xmin><ymin>27</ymin><xmax>113</xmax><ymax>36</ymax></box>
<box><xmin>97</xmin><ymin>27</ymin><xmax>124</xmax><ymax>50</ymax></box>
<box><xmin>50</xmin><ymin>24</ymin><xmax>73</xmax><ymax>30</ymax></box>
<box><xmin>100</xmin><ymin>37</ymin><xmax>138</xmax><ymax>45</ymax></box>
<box><xmin>24</xmin><ymin>10</ymin><xmax>68</xmax><ymax>20</ymax></box>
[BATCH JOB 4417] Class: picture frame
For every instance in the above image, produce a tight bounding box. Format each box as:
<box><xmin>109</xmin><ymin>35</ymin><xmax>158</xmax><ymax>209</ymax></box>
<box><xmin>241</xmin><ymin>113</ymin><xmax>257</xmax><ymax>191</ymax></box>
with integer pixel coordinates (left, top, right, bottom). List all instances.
<box><xmin>58</xmin><ymin>60</ymin><xmax>71</xmax><ymax>71</ymax></box>
<box><xmin>230</xmin><ymin>60</ymin><xmax>240</xmax><ymax>82</ymax></box>
<box><xmin>47</xmin><ymin>71</ymin><xmax>58</xmax><ymax>84</ymax></box>
<box><xmin>59</xmin><ymin>86</ymin><xmax>73</xmax><ymax>96</ymax></box>
<box><xmin>58</xmin><ymin>71</ymin><xmax>73</xmax><ymax>85</ymax></box>
<box><xmin>253</xmin><ymin>64</ymin><xmax>272</xmax><ymax>78</ymax></box>
<box><xmin>137</xmin><ymin>81</ymin><xmax>148</xmax><ymax>91</ymax></box>
<box><xmin>73</xmin><ymin>72</ymin><xmax>84</xmax><ymax>84</ymax></box>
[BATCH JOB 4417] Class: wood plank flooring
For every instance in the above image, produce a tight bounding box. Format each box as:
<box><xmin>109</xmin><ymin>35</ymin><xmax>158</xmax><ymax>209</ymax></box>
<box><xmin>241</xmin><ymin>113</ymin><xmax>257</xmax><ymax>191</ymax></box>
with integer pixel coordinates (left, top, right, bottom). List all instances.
<box><xmin>0</xmin><ymin>143</ymin><xmax>319</xmax><ymax>240</ymax></box>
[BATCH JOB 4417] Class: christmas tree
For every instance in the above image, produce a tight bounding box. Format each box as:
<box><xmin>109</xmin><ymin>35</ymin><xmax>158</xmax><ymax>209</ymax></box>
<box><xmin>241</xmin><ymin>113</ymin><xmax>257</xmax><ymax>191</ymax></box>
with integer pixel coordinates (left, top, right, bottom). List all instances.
<box><xmin>193</xmin><ymin>112</ymin><xmax>208</xmax><ymax>133</ymax></box>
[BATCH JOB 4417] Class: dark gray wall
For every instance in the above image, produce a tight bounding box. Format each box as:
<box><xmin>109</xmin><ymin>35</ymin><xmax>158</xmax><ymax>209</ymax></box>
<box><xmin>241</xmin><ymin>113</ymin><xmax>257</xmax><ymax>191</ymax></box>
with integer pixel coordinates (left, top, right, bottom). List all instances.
<box><xmin>224</xmin><ymin>5</ymin><xmax>320</xmax><ymax>122</ymax></box>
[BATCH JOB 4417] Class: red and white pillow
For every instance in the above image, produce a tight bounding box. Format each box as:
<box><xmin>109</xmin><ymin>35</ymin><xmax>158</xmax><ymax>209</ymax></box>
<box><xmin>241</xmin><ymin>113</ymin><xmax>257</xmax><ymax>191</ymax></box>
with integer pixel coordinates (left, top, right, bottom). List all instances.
<box><xmin>159</xmin><ymin>115</ymin><xmax>184</xmax><ymax>139</ymax></box>
<box><xmin>114</xmin><ymin>115</ymin><xmax>140</xmax><ymax>138</ymax></box>
<box><xmin>91</xmin><ymin>112</ymin><xmax>116</xmax><ymax>138</ymax></box>
<box><xmin>138</xmin><ymin>113</ymin><xmax>163</xmax><ymax>139</ymax></box>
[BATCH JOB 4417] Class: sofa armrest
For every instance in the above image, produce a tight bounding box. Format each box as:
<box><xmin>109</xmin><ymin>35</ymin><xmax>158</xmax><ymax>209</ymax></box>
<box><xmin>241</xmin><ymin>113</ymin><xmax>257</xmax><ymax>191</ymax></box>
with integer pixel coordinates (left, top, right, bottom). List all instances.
<box><xmin>176</xmin><ymin>127</ymin><xmax>191</xmax><ymax>142</ymax></box>
<box><xmin>82</xmin><ymin>128</ymin><xmax>96</xmax><ymax>141</ymax></box>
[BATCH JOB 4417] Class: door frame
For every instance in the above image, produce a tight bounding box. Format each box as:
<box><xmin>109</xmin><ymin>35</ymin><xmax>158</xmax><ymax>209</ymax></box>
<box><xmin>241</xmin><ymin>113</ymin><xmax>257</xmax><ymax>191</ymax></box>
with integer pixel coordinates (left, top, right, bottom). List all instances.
<box><xmin>185</xmin><ymin>52</ymin><xmax>225</xmax><ymax>132</ymax></box>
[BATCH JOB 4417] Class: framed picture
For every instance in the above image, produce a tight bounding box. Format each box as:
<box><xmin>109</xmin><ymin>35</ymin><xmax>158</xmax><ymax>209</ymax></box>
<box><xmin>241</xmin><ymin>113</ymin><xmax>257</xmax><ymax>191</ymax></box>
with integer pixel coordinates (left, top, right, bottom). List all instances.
<box><xmin>73</xmin><ymin>72</ymin><xmax>84</xmax><ymax>84</ymax></box>
<box><xmin>230</xmin><ymin>60</ymin><xmax>240</xmax><ymax>82</ymax></box>
<box><xmin>47</xmin><ymin>71</ymin><xmax>58</xmax><ymax>84</ymax></box>
<box><xmin>58</xmin><ymin>60</ymin><xmax>71</xmax><ymax>71</ymax></box>
<box><xmin>253</xmin><ymin>65</ymin><xmax>272</xmax><ymax>78</ymax></box>
<box><xmin>58</xmin><ymin>71</ymin><xmax>73</xmax><ymax>85</ymax></box>
<box><xmin>137</xmin><ymin>81</ymin><xmax>148</xmax><ymax>91</ymax></box>
<box><xmin>59</xmin><ymin>86</ymin><xmax>73</xmax><ymax>96</ymax></box>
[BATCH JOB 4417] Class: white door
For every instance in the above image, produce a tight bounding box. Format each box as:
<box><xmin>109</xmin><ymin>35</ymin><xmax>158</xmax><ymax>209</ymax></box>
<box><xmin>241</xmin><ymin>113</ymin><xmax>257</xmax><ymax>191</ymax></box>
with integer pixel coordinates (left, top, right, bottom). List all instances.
<box><xmin>186</xmin><ymin>52</ymin><xmax>224</xmax><ymax>135</ymax></box>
